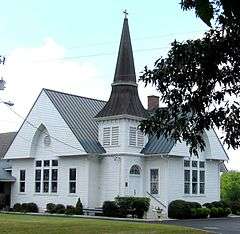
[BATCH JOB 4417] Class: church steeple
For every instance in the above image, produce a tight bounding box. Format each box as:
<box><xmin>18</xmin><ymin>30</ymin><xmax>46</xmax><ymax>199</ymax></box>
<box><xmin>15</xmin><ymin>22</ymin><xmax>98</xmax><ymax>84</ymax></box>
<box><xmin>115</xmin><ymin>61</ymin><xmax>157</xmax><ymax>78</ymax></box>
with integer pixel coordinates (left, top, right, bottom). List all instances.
<box><xmin>113</xmin><ymin>13</ymin><xmax>136</xmax><ymax>84</ymax></box>
<box><xmin>96</xmin><ymin>14</ymin><xmax>148</xmax><ymax>119</ymax></box>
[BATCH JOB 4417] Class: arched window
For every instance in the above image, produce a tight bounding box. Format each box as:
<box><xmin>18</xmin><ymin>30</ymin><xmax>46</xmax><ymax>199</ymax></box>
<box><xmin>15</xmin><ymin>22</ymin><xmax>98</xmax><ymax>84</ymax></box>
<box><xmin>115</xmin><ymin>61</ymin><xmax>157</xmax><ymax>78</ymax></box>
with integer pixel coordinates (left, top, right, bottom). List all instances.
<box><xmin>129</xmin><ymin>165</ymin><xmax>141</xmax><ymax>175</ymax></box>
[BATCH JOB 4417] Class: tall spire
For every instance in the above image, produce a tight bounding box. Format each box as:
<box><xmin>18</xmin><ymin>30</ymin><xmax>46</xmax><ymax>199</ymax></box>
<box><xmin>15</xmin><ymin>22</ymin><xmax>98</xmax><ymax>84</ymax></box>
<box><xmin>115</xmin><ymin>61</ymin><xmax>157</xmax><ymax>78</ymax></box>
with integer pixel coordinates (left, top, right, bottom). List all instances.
<box><xmin>95</xmin><ymin>14</ymin><xmax>148</xmax><ymax>119</ymax></box>
<box><xmin>113</xmin><ymin>13</ymin><xmax>136</xmax><ymax>84</ymax></box>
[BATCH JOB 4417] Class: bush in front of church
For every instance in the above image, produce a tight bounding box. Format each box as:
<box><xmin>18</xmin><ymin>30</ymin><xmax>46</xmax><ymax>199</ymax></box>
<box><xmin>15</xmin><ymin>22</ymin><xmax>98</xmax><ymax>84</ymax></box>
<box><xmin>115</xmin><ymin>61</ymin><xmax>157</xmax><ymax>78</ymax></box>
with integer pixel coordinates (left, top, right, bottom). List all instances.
<box><xmin>55</xmin><ymin>204</ymin><xmax>66</xmax><ymax>214</ymax></box>
<box><xmin>75</xmin><ymin>198</ymin><xmax>83</xmax><ymax>215</ymax></box>
<box><xmin>103</xmin><ymin>197</ymin><xmax>150</xmax><ymax>219</ymax></box>
<box><xmin>12</xmin><ymin>202</ymin><xmax>38</xmax><ymax>213</ymax></box>
<box><xmin>190</xmin><ymin>207</ymin><xmax>210</xmax><ymax>219</ymax></box>
<box><xmin>103</xmin><ymin>201</ymin><xmax>119</xmax><ymax>217</ymax></box>
<box><xmin>65</xmin><ymin>205</ymin><xmax>76</xmax><ymax>215</ymax></box>
<box><xmin>46</xmin><ymin>203</ymin><xmax>56</xmax><ymax>214</ymax></box>
<box><xmin>13</xmin><ymin>203</ymin><xmax>22</xmax><ymax>212</ymax></box>
<box><xmin>168</xmin><ymin>200</ymin><xmax>192</xmax><ymax>219</ymax></box>
<box><xmin>132</xmin><ymin>197</ymin><xmax>150</xmax><ymax>219</ymax></box>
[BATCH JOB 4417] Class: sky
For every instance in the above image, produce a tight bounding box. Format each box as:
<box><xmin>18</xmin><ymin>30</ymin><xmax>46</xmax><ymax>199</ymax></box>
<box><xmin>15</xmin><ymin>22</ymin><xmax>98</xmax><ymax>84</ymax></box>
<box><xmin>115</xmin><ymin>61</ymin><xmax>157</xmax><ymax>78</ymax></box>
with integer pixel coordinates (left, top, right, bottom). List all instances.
<box><xmin>0</xmin><ymin>0</ymin><xmax>239</xmax><ymax>170</ymax></box>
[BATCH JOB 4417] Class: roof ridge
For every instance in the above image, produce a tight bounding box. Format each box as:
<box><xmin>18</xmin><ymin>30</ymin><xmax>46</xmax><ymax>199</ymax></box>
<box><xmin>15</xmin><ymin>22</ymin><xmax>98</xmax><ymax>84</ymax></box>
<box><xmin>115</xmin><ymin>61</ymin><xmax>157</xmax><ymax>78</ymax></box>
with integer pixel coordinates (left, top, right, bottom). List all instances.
<box><xmin>43</xmin><ymin>88</ymin><xmax>107</xmax><ymax>103</ymax></box>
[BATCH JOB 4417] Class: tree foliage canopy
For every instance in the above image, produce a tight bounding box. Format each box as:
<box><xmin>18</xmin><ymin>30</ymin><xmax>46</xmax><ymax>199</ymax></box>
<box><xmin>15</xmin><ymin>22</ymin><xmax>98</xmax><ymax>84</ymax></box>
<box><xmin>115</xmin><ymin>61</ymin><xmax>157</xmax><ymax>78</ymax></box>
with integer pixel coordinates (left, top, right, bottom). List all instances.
<box><xmin>221</xmin><ymin>171</ymin><xmax>240</xmax><ymax>202</ymax></box>
<box><xmin>140</xmin><ymin>0</ymin><xmax>240</xmax><ymax>155</ymax></box>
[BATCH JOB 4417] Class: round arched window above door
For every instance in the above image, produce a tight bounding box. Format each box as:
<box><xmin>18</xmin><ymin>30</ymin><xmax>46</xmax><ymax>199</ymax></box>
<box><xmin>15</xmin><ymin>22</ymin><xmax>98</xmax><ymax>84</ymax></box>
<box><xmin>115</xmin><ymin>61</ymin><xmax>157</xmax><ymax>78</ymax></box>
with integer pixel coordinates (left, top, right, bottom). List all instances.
<box><xmin>129</xmin><ymin>165</ymin><xmax>141</xmax><ymax>175</ymax></box>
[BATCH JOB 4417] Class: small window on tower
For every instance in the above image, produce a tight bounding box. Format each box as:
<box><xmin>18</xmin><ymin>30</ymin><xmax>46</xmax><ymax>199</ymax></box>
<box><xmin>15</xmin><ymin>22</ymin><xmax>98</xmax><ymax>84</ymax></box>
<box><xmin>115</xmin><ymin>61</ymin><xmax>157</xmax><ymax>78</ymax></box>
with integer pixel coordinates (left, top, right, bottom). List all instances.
<box><xmin>103</xmin><ymin>127</ymin><xmax>111</xmax><ymax>146</ymax></box>
<box><xmin>129</xmin><ymin>127</ymin><xmax>137</xmax><ymax>146</ymax></box>
<box><xmin>111</xmin><ymin>127</ymin><xmax>119</xmax><ymax>146</ymax></box>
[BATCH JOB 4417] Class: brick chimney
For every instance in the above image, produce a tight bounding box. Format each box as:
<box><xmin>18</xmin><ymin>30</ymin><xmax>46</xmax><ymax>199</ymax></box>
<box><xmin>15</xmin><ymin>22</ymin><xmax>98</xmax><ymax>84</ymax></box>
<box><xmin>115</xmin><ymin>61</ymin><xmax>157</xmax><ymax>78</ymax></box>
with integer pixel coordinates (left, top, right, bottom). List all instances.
<box><xmin>147</xmin><ymin>95</ymin><xmax>159</xmax><ymax>110</ymax></box>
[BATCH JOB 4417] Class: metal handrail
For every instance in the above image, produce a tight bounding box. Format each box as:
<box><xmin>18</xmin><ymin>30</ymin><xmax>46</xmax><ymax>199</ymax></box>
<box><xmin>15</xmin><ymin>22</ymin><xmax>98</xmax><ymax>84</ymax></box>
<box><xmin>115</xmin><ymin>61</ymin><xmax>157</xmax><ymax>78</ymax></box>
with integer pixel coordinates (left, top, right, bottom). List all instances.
<box><xmin>146</xmin><ymin>191</ymin><xmax>167</xmax><ymax>209</ymax></box>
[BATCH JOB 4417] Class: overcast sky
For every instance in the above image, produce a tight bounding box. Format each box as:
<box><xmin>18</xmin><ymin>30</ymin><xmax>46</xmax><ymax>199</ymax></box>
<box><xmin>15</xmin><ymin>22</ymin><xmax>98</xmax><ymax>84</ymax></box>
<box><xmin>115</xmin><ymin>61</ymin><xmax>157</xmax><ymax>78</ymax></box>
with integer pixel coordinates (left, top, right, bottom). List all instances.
<box><xmin>0</xmin><ymin>0</ymin><xmax>239</xmax><ymax>170</ymax></box>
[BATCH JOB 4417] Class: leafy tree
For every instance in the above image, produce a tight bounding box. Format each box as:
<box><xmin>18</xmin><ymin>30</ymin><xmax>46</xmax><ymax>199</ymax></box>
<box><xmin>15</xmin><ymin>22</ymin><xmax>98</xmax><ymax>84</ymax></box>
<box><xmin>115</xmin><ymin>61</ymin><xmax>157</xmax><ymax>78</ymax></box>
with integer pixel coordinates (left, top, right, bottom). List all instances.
<box><xmin>221</xmin><ymin>171</ymin><xmax>240</xmax><ymax>202</ymax></box>
<box><xmin>140</xmin><ymin>0</ymin><xmax>240</xmax><ymax>155</ymax></box>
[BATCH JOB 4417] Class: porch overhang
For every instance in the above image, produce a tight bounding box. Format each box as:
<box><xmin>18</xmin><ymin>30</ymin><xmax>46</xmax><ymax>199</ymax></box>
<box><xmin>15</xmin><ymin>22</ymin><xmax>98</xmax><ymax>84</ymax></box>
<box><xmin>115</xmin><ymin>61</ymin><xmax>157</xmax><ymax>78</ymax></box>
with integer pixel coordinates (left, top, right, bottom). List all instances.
<box><xmin>0</xmin><ymin>168</ymin><xmax>16</xmax><ymax>182</ymax></box>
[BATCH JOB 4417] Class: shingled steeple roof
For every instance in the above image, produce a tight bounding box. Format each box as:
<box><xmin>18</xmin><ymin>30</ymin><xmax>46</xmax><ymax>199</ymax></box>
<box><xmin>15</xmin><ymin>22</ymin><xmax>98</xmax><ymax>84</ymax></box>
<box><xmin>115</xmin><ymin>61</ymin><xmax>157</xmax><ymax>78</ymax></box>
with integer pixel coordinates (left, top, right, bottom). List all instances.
<box><xmin>96</xmin><ymin>16</ymin><xmax>148</xmax><ymax>119</ymax></box>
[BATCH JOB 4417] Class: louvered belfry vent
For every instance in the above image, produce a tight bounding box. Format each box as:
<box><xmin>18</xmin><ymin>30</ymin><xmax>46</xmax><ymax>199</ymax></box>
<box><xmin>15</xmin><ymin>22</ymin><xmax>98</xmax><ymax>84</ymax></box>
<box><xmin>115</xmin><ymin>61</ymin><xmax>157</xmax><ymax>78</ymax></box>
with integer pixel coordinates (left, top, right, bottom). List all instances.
<box><xmin>95</xmin><ymin>17</ymin><xmax>148</xmax><ymax>119</ymax></box>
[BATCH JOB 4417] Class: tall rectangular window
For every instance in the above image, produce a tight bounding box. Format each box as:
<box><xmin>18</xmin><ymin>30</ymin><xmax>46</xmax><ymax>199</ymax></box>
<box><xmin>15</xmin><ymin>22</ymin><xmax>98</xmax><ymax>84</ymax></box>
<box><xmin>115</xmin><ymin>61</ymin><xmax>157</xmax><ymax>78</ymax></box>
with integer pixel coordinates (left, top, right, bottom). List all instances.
<box><xmin>51</xmin><ymin>169</ymin><xmax>58</xmax><ymax>193</ymax></box>
<box><xmin>184</xmin><ymin>159</ymin><xmax>205</xmax><ymax>195</ymax></box>
<box><xmin>43</xmin><ymin>169</ymin><xmax>49</xmax><ymax>193</ymax></box>
<box><xmin>19</xmin><ymin>170</ymin><xmax>25</xmax><ymax>193</ymax></box>
<box><xmin>192</xmin><ymin>170</ymin><xmax>198</xmax><ymax>194</ymax></box>
<box><xmin>200</xmin><ymin>170</ymin><xmax>205</xmax><ymax>194</ymax></box>
<box><xmin>184</xmin><ymin>169</ymin><xmax>190</xmax><ymax>194</ymax></box>
<box><xmin>69</xmin><ymin>168</ymin><xmax>76</xmax><ymax>193</ymax></box>
<box><xmin>150</xmin><ymin>169</ymin><xmax>159</xmax><ymax>194</ymax></box>
<box><xmin>35</xmin><ymin>169</ymin><xmax>41</xmax><ymax>193</ymax></box>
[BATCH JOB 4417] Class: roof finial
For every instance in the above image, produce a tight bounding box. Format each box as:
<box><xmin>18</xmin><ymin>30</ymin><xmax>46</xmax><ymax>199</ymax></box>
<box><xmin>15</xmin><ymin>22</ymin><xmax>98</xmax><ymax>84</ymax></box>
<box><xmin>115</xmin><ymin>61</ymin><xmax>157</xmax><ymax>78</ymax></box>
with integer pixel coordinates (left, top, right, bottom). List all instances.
<box><xmin>123</xmin><ymin>9</ymin><xmax>128</xmax><ymax>19</ymax></box>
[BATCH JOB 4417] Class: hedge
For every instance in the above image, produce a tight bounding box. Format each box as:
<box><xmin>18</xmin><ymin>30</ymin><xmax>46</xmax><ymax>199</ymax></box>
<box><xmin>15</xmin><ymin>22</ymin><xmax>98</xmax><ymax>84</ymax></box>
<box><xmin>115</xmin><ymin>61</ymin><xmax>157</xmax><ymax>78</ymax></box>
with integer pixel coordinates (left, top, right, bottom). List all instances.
<box><xmin>65</xmin><ymin>205</ymin><xmax>76</xmax><ymax>215</ymax></box>
<box><xmin>46</xmin><ymin>198</ymin><xmax>83</xmax><ymax>215</ymax></box>
<box><xmin>169</xmin><ymin>200</ymin><xmax>231</xmax><ymax>219</ymax></box>
<box><xmin>12</xmin><ymin>203</ymin><xmax>38</xmax><ymax>213</ymax></box>
<box><xmin>191</xmin><ymin>208</ymin><xmax>210</xmax><ymax>219</ymax></box>
<box><xmin>103</xmin><ymin>197</ymin><xmax>150</xmax><ymax>219</ymax></box>
<box><xmin>103</xmin><ymin>201</ymin><xmax>119</xmax><ymax>217</ymax></box>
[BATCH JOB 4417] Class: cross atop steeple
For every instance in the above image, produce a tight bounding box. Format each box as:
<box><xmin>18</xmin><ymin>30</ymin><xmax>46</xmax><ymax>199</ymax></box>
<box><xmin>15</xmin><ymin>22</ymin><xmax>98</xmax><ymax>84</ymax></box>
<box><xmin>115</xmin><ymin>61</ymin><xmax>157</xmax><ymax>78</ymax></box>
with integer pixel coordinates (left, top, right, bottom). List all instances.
<box><xmin>123</xmin><ymin>9</ymin><xmax>128</xmax><ymax>19</ymax></box>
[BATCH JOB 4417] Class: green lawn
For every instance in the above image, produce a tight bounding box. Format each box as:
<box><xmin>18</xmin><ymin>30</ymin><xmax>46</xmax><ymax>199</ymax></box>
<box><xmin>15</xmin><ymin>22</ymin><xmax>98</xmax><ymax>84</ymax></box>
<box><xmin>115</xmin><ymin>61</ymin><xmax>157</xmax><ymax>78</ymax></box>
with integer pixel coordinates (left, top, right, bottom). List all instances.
<box><xmin>0</xmin><ymin>213</ymin><xmax>207</xmax><ymax>234</ymax></box>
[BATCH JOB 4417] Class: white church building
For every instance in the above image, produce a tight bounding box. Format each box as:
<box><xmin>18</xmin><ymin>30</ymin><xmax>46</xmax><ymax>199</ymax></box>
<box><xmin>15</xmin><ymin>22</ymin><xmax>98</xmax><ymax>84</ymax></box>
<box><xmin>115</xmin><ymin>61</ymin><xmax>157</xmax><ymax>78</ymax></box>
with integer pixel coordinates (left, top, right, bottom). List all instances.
<box><xmin>1</xmin><ymin>16</ymin><xmax>228</xmax><ymax>216</ymax></box>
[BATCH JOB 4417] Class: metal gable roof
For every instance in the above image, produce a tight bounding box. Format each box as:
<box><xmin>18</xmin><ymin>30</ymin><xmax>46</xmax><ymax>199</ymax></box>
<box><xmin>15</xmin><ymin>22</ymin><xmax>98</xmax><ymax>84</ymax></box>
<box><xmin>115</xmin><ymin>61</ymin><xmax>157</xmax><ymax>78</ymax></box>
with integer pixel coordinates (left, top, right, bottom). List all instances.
<box><xmin>141</xmin><ymin>134</ymin><xmax>175</xmax><ymax>155</ymax></box>
<box><xmin>44</xmin><ymin>89</ymin><xmax>106</xmax><ymax>154</ymax></box>
<box><xmin>0</xmin><ymin>132</ymin><xmax>17</xmax><ymax>159</ymax></box>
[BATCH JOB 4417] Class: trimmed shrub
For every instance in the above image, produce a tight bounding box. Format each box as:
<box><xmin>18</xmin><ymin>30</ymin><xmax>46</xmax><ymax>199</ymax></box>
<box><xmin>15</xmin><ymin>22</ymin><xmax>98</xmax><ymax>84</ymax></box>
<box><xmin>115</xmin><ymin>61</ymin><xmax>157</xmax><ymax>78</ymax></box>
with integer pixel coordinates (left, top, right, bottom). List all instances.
<box><xmin>21</xmin><ymin>203</ymin><xmax>28</xmax><ymax>212</ymax></box>
<box><xmin>75</xmin><ymin>198</ymin><xmax>83</xmax><ymax>215</ymax></box>
<box><xmin>46</xmin><ymin>203</ymin><xmax>56</xmax><ymax>214</ymax></box>
<box><xmin>13</xmin><ymin>203</ymin><xmax>22</xmax><ymax>212</ymax></box>
<box><xmin>168</xmin><ymin>200</ymin><xmax>191</xmax><ymax>219</ymax></box>
<box><xmin>210</xmin><ymin>207</ymin><xmax>219</xmax><ymax>218</ymax></box>
<box><xmin>103</xmin><ymin>197</ymin><xmax>150</xmax><ymax>219</ymax></box>
<box><xmin>115</xmin><ymin>196</ymin><xmax>134</xmax><ymax>218</ymax></box>
<box><xmin>26</xmin><ymin>203</ymin><xmax>38</xmax><ymax>213</ymax></box>
<box><xmin>203</xmin><ymin>202</ymin><xmax>213</xmax><ymax>209</ymax></box>
<box><xmin>189</xmin><ymin>202</ymin><xmax>201</xmax><ymax>209</ymax></box>
<box><xmin>211</xmin><ymin>201</ymin><xmax>228</xmax><ymax>208</ymax></box>
<box><xmin>65</xmin><ymin>205</ymin><xmax>76</xmax><ymax>215</ymax></box>
<box><xmin>132</xmin><ymin>197</ymin><xmax>150</xmax><ymax>219</ymax></box>
<box><xmin>191</xmin><ymin>208</ymin><xmax>210</xmax><ymax>219</ymax></box>
<box><xmin>103</xmin><ymin>201</ymin><xmax>119</xmax><ymax>217</ymax></box>
<box><xmin>218</xmin><ymin>207</ymin><xmax>225</xmax><ymax>217</ymax></box>
<box><xmin>55</xmin><ymin>204</ymin><xmax>65</xmax><ymax>214</ymax></box>
<box><xmin>230</xmin><ymin>201</ymin><xmax>240</xmax><ymax>215</ymax></box>
<box><xmin>196</xmin><ymin>208</ymin><xmax>210</xmax><ymax>218</ymax></box>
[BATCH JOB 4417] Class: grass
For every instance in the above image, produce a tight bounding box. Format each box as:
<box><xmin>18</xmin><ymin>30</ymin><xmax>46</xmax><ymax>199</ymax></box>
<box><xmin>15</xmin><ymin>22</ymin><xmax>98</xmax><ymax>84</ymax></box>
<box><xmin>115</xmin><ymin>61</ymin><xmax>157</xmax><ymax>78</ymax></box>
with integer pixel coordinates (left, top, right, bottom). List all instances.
<box><xmin>0</xmin><ymin>213</ymin><xmax>207</xmax><ymax>234</ymax></box>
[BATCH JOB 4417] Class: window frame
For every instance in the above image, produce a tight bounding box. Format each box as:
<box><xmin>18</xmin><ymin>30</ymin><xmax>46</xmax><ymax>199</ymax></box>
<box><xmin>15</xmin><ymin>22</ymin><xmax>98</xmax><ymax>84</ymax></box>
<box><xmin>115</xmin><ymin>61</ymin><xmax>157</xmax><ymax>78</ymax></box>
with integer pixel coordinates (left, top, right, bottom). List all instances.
<box><xmin>34</xmin><ymin>159</ymin><xmax>58</xmax><ymax>194</ymax></box>
<box><xmin>19</xmin><ymin>169</ymin><xmax>26</xmax><ymax>193</ymax></box>
<box><xmin>129</xmin><ymin>126</ymin><xmax>144</xmax><ymax>147</ymax></box>
<box><xmin>150</xmin><ymin>168</ymin><xmax>159</xmax><ymax>195</ymax></box>
<box><xmin>103</xmin><ymin>126</ymin><xmax>120</xmax><ymax>147</ymax></box>
<box><xmin>184</xmin><ymin>159</ymin><xmax>205</xmax><ymax>196</ymax></box>
<box><xmin>69</xmin><ymin>168</ymin><xmax>77</xmax><ymax>194</ymax></box>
